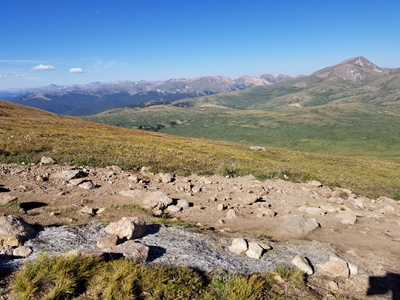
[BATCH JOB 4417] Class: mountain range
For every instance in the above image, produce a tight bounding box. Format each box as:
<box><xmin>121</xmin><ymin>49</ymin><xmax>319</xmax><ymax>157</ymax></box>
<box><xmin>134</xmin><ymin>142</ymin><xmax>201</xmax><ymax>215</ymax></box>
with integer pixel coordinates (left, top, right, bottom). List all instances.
<box><xmin>0</xmin><ymin>74</ymin><xmax>291</xmax><ymax>116</ymax></box>
<box><xmin>82</xmin><ymin>57</ymin><xmax>400</xmax><ymax>160</ymax></box>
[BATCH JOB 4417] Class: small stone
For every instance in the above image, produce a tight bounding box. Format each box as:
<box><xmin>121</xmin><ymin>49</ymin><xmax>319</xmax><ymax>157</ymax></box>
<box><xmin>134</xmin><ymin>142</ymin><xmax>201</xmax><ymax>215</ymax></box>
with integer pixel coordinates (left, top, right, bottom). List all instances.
<box><xmin>246</xmin><ymin>242</ymin><xmax>264</xmax><ymax>259</ymax></box>
<box><xmin>97</xmin><ymin>208</ymin><xmax>106</xmax><ymax>214</ymax></box>
<box><xmin>166</xmin><ymin>205</ymin><xmax>181</xmax><ymax>213</ymax></box>
<box><xmin>176</xmin><ymin>199</ymin><xmax>189</xmax><ymax>209</ymax></box>
<box><xmin>319</xmin><ymin>256</ymin><xmax>350</xmax><ymax>278</ymax></box>
<box><xmin>257</xmin><ymin>208</ymin><xmax>276</xmax><ymax>217</ymax></box>
<box><xmin>159</xmin><ymin>173</ymin><xmax>174</xmax><ymax>183</ymax></box>
<box><xmin>308</xmin><ymin>181</ymin><xmax>322</xmax><ymax>187</ymax></box>
<box><xmin>79</xmin><ymin>181</ymin><xmax>95</xmax><ymax>190</ymax></box>
<box><xmin>69</xmin><ymin>178</ymin><xmax>86</xmax><ymax>186</ymax></box>
<box><xmin>110</xmin><ymin>165</ymin><xmax>122</xmax><ymax>173</ymax></box>
<box><xmin>336</xmin><ymin>211</ymin><xmax>357</xmax><ymax>225</ymax></box>
<box><xmin>348</xmin><ymin>263</ymin><xmax>358</xmax><ymax>277</ymax></box>
<box><xmin>102</xmin><ymin>240</ymin><xmax>149</xmax><ymax>263</ymax></box>
<box><xmin>40</xmin><ymin>156</ymin><xmax>55</xmax><ymax>164</ymax></box>
<box><xmin>228</xmin><ymin>238</ymin><xmax>248</xmax><ymax>254</ymax></box>
<box><xmin>346</xmin><ymin>250</ymin><xmax>357</xmax><ymax>256</ymax></box>
<box><xmin>218</xmin><ymin>219</ymin><xmax>225</xmax><ymax>225</ymax></box>
<box><xmin>97</xmin><ymin>235</ymin><xmax>120</xmax><ymax>249</ymax></box>
<box><xmin>320</xmin><ymin>204</ymin><xmax>336</xmax><ymax>212</ymax></box>
<box><xmin>13</xmin><ymin>246</ymin><xmax>33</xmax><ymax>258</ymax></box>
<box><xmin>128</xmin><ymin>175</ymin><xmax>139</xmax><ymax>183</ymax></box>
<box><xmin>80</xmin><ymin>206</ymin><xmax>94</xmax><ymax>215</ymax></box>
<box><xmin>217</xmin><ymin>203</ymin><xmax>226</xmax><ymax>211</ymax></box>
<box><xmin>243</xmin><ymin>193</ymin><xmax>259</xmax><ymax>205</ymax></box>
<box><xmin>292</xmin><ymin>255</ymin><xmax>313</xmax><ymax>275</ymax></box>
<box><xmin>226</xmin><ymin>209</ymin><xmax>236</xmax><ymax>219</ymax></box>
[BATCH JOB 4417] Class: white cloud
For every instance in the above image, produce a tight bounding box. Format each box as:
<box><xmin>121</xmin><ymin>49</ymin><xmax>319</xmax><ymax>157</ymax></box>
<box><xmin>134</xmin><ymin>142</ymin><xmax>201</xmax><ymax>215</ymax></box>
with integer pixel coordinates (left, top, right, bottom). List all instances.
<box><xmin>69</xmin><ymin>68</ymin><xmax>84</xmax><ymax>73</ymax></box>
<box><xmin>31</xmin><ymin>64</ymin><xmax>57</xmax><ymax>71</ymax></box>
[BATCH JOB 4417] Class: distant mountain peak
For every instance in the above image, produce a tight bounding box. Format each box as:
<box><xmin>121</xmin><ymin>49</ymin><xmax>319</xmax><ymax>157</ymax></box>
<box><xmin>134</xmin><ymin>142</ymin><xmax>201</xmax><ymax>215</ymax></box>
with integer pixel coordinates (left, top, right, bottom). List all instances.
<box><xmin>312</xmin><ymin>56</ymin><xmax>389</xmax><ymax>81</ymax></box>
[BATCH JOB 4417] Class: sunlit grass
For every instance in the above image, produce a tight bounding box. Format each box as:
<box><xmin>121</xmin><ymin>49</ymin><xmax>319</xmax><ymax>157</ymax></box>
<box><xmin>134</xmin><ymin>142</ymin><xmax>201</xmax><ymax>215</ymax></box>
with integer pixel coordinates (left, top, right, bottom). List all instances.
<box><xmin>1</xmin><ymin>100</ymin><xmax>400</xmax><ymax>198</ymax></box>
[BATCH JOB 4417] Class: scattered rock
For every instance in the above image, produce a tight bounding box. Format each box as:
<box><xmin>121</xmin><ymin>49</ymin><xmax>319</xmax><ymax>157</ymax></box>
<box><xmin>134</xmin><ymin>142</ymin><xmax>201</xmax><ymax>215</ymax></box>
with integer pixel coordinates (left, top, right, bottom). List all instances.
<box><xmin>257</xmin><ymin>207</ymin><xmax>276</xmax><ymax>217</ymax></box>
<box><xmin>176</xmin><ymin>199</ymin><xmax>189</xmax><ymax>209</ymax></box>
<box><xmin>102</xmin><ymin>240</ymin><xmax>149</xmax><ymax>263</ymax></box>
<box><xmin>105</xmin><ymin>217</ymin><xmax>146</xmax><ymax>240</ymax></box>
<box><xmin>69</xmin><ymin>178</ymin><xmax>86</xmax><ymax>186</ymax></box>
<box><xmin>80</xmin><ymin>206</ymin><xmax>94</xmax><ymax>216</ymax></box>
<box><xmin>308</xmin><ymin>181</ymin><xmax>322</xmax><ymax>187</ymax></box>
<box><xmin>0</xmin><ymin>215</ymin><xmax>36</xmax><ymax>247</ymax></box>
<box><xmin>335</xmin><ymin>210</ymin><xmax>357</xmax><ymax>225</ymax></box>
<box><xmin>110</xmin><ymin>165</ymin><xmax>123</xmax><ymax>173</ymax></box>
<box><xmin>246</xmin><ymin>242</ymin><xmax>264</xmax><ymax>259</ymax></box>
<box><xmin>217</xmin><ymin>203</ymin><xmax>226</xmax><ymax>211</ymax></box>
<box><xmin>228</xmin><ymin>238</ymin><xmax>248</xmax><ymax>254</ymax></box>
<box><xmin>40</xmin><ymin>156</ymin><xmax>55</xmax><ymax>165</ymax></box>
<box><xmin>319</xmin><ymin>256</ymin><xmax>350</xmax><ymax>278</ymax></box>
<box><xmin>79</xmin><ymin>180</ymin><xmax>95</xmax><ymax>190</ymax></box>
<box><xmin>97</xmin><ymin>235</ymin><xmax>120</xmax><ymax>249</ymax></box>
<box><xmin>119</xmin><ymin>190</ymin><xmax>173</xmax><ymax>211</ymax></box>
<box><xmin>281</xmin><ymin>215</ymin><xmax>319</xmax><ymax>237</ymax></box>
<box><xmin>166</xmin><ymin>205</ymin><xmax>181</xmax><ymax>213</ymax></box>
<box><xmin>159</xmin><ymin>173</ymin><xmax>174</xmax><ymax>183</ymax></box>
<box><xmin>52</xmin><ymin>170</ymin><xmax>86</xmax><ymax>181</ymax></box>
<box><xmin>243</xmin><ymin>193</ymin><xmax>259</xmax><ymax>205</ymax></box>
<box><xmin>128</xmin><ymin>175</ymin><xmax>139</xmax><ymax>183</ymax></box>
<box><xmin>292</xmin><ymin>255</ymin><xmax>313</xmax><ymax>275</ymax></box>
<box><xmin>226</xmin><ymin>209</ymin><xmax>236</xmax><ymax>219</ymax></box>
<box><xmin>13</xmin><ymin>246</ymin><xmax>33</xmax><ymax>258</ymax></box>
<box><xmin>250</xmin><ymin>146</ymin><xmax>266</xmax><ymax>151</ymax></box>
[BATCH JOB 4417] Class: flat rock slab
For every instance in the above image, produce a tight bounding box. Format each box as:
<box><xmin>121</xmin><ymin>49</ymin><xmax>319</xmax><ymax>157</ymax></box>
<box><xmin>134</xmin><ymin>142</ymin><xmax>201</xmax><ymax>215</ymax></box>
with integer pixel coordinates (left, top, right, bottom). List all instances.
<box><xmin>281</xmin><ymin>215</ymin><xmax>319</xmax><ymax>237</ymax></box>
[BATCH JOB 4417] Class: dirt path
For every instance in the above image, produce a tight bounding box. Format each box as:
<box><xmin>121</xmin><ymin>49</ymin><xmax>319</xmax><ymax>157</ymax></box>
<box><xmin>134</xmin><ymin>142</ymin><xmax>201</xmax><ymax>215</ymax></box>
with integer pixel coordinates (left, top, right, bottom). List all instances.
<box><xmin>1</xmin><ymin>163</ymin><xmax>400</xmax><ymax>299</ymax></box>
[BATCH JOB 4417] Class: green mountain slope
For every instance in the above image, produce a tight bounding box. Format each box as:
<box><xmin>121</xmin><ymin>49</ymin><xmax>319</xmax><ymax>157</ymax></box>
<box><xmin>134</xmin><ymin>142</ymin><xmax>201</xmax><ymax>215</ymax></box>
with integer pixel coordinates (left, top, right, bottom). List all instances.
<box><xmin>82</xmin><ymin>57</ymin><xmax>400</xmax><ymax>160</ymax></box>
<box><xmin>1</xmin><ymin>99</ymin><xmax>400</xmax><ymax>198</ymax></box>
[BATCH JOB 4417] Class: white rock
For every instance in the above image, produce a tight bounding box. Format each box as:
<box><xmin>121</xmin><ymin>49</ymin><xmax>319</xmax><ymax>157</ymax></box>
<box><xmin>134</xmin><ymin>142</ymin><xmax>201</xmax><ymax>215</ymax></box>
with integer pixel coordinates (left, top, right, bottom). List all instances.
<box><xmin>105</xmin><ymin>217</ymin><xmax>146</xmax><ymax>240</ymax></box>
<box><xmin>13</xmin><ymin>246</ymin><xmax>33</xmax><ymax>258</ymax></box>
<box><xmin>246</xmin><ymin>242</ymin><xmax>264</xmax><ymax>259</ymax></box>
<box><xmin>336</xmin><ymin>211</ymin><xmax>357</xmax><ymax>225</ymax></box>
<box><xmin>348</xmin><ymin>263</ymin><xmax>358</xmax><ymax>277</ymax></box>
<box><xmin>176</xmin><ymin>199</ymin><xmax>189</xmax><ymax>209</ymax></box>
<box><xmin>159</xmin><ymin>173</ymin><xmax>174</xmax><ymax>183</ymax></box>
<box><xmin>308</xmin><ymin>181</ymin><xmax>322</xmax><ymax>187</ymax></box>
<box><xmin>228</xmin><ymin>238</ymin><xmax>248</xmax><ymax>254</ymax></box>
<box><xmin>320</xmin><ymin>204</ymin><xmax>336</xmax><ymax>212</ymax></box>
<box><xmin>226</xmin><ymin>209</ymin><xmax>236</xmax><ymax>219</ymax></box>
<box><xmin>292</xmin><ymin>255</ymin><xmax>313</xmax><ymax>275</ymax></box>
<box><xmin>166</xmin><ymin>205</ymin><xmax>181</xmax><ymax>213</ymax></box>
<box><xmin>40</xmin><ymin>156</ymin><xmax>55</xmax><ymax>164</ymax></box>
<box><xmin>79</xmin><ymin>181</ymin><xmax>95</xmax><ymax>190</ymax></box>
<box><xmin>68</xmin><ymin>178</ymin><xmax>86</xmax><ymax>186</ymax></box>
<box><xmin>217</xmin><ymin>203</ymin><xmax>226</xmax><ymax>211</ymax></box>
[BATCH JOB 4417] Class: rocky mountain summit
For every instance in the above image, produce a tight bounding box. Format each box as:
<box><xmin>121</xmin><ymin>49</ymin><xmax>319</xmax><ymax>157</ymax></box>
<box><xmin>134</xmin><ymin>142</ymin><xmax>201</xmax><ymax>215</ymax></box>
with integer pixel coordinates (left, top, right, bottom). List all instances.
<box><xmin>1</xmin><ymin>160</ymin><xmax>399</xmax><ymax>299</ymax></box>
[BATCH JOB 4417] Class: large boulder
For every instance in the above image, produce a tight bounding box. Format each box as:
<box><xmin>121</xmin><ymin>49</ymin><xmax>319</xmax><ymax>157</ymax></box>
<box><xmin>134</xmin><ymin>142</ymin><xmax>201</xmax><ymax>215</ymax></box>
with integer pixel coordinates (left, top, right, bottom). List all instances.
<box><xmin>281</xmin><ymin>215</ymin><xmax>319</xmax><ymax>237</ymax></box>
<box><xmin>105</xmin><ymin>217</ymin><xmax>146</xmax><ymax>240</ymax></box>
<box><xmin>0</xmin><ymin>215</ymin><xmax>36</xmax><ymax>247</ymax></box>
<box><xmin>102</xmin><ymin>240</ymin><xmax>149</xmax><ymax>263</ymax></box>
<box><xmin>228</xmin><ymin>238</ymin><xmax>248</xmax><ymax>254</ymax></box>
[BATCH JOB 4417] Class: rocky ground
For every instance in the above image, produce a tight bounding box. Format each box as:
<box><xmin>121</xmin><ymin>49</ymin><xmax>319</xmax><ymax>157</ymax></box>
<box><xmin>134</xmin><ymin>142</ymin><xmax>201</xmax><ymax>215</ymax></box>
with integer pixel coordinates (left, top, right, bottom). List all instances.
<box><xmin>1</xmin><ymin>161</ymin><xmax>400</xmax><ymax>299</ymax></box>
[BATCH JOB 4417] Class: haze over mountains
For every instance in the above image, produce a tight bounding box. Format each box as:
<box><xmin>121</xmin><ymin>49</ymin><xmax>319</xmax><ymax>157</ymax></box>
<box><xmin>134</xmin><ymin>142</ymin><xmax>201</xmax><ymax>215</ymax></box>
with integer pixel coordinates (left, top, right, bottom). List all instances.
<box><xmin>0</xmin><ymin>73</ymin><xmax>291</xmax><ymax>116</ymax></box>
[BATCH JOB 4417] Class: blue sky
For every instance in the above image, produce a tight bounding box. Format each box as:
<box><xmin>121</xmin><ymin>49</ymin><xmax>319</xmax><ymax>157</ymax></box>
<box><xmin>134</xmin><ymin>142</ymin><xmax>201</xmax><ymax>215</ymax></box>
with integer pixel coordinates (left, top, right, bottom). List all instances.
<box><xmin>1</xmin><ymin>0</ymin><xmax>400</xmax><ymax>89</ymax></box>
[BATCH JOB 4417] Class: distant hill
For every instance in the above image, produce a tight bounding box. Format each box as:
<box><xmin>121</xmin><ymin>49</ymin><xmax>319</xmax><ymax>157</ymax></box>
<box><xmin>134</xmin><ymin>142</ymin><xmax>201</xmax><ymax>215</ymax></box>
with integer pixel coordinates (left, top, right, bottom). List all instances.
<box><xmin>0</xmin><ymin>74</ymin><xmax>291</xmax><ymax>116</ymax></box>
<box><xmin>82</xmin><ymin>57</ymin><xmax>400</xmax><ymax>160</ymax></box>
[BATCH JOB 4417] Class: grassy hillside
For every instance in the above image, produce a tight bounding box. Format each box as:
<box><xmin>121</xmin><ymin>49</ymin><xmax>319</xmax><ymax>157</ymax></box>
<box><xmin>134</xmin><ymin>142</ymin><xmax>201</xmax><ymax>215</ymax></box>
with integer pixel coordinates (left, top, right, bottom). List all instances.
<box><xmin>1</xmin><ymin>100</ymin><xmax>400</xmax><ymax>199</ymax></box>
<box><xmin>83</xmin><ymin>103</ymin><xmax>400</xmax><ymax>161</ymax></box>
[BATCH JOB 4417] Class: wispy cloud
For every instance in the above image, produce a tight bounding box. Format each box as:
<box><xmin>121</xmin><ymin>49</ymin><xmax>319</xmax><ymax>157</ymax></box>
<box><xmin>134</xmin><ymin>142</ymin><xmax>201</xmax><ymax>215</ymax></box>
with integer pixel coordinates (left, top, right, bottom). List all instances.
<box><xmin>69</xmin><ymin>68</ymin><xmax>84</xmax><ymax>73</ymax></box>
<box><xmin>92</xmin><ymin>57</ymin><xmax>117</xmax><ymax>73</ymax></box>
<box><xmin>31</xmin><ymin>64</ymin><xmax>57</xmax><ymax>71</ymax></box>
